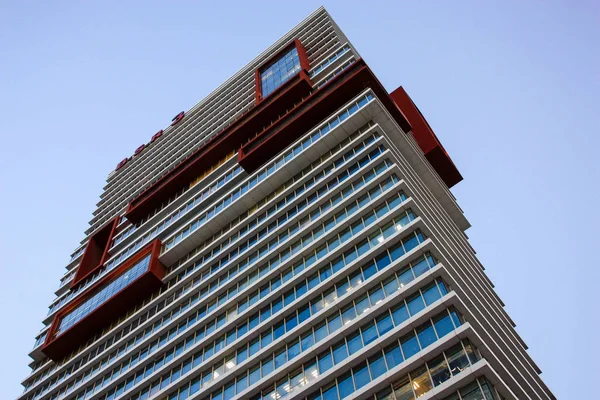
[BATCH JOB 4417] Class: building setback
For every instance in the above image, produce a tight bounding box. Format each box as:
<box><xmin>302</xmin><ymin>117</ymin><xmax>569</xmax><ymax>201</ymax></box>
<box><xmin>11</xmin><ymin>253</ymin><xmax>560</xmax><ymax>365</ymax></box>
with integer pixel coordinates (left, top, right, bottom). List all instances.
<box><xmin>20</xmin><ymin>7</ymin><xmax>554</xmax><ymax>400</ymax></box>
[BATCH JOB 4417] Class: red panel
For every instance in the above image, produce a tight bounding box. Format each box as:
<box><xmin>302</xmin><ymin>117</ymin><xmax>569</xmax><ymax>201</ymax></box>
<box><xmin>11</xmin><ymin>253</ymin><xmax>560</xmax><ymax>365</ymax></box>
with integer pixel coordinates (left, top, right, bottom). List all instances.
<box><xmin>255</xmin><ymin>38</ymin><xmax>310</xmax><ymax>104</ymax></box>
<box><xmin>42</xmin><ymin>239</ymin><xmax>165</xmax><ymax>361</ymax></box>
<box><xmin>71</xmin><ymin>216</ymin><xmax>119</xmax><ymax>287</ymax></box>
<box><xmin>389</xmin><ymin>87</ymin><xmax>462</xmax><ymax>188</ymax></box>
<box><xmin>239</xmin><ymin>59</ymin><xmax>413</xmax><ymax>172</ymax></box>
<box><xmin>125</xmin><ymin>72</ymin><xmax>313</xmax><ymax>224</ymax></box>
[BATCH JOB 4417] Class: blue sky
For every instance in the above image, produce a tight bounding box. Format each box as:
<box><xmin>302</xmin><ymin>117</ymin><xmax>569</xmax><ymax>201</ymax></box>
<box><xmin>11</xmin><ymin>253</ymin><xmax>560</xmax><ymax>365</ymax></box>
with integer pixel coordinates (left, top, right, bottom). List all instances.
<box><xmin>1</xmin><ymin>1</ymin><xmax>598</xmax><ymax>398</ymax></box>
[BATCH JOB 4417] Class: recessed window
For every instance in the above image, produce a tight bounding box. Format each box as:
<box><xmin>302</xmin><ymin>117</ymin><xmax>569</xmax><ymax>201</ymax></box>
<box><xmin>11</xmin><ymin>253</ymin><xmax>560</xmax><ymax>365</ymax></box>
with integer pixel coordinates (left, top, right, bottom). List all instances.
<box><xmin>260</xmin><ymin>46</ymin><xmax>302</xmax><ymax>98</ymax></box>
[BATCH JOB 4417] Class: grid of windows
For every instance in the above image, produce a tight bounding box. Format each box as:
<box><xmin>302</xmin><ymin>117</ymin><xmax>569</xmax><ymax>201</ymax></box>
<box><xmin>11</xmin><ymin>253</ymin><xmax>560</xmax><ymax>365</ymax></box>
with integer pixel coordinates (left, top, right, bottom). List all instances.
<box><xmin>260</xmin><ymin>46</ymin><xmax>302</xmax><ymax>98</ymax></box>
<box><xmin>313</xmin><ymin>339</ymin><xmax>481</xmax><ymax>400</ymax></box>
<box><xmin>206</xmin><ymin>307</ymin><xmax>464</xmax><ymax>400</ymax></box>
<box><xmin>112</xmin><ymin>165</ymin><xmax>244</xmax><ymax>247</ymax></box>
<box><xmin>24</xmin><ymin>128</ymin><xmax>382</xmax><ymax>398</ymax></box>
<box><xmin>71</xmin><ymin>194</ymin><xmax>413</xmax><ymax>400</ymax></box>
<box><xmin>55</xmin><ymin>255</ymin><xmax>151</xmax><ymax>337</ymax></box>
<box><xmin>310</xmin><ymin>44</ymin><xmax>351</xmax><ymax>78</ymax></box>
<box><xmin>164</xmin><ymin>263</ymin><xmax>441</xmax><ymax>400</ymax></box>
<box><xmin>441</xmin><ymin>378</ymin><xmax>498</xmax><ymax>400</ymax></box>
<box><xmin>28</xmin><ymin>149</ymin><xmax>394</xmax><ymax>399</ymax></box>
<box><xmin>57</xmin><ymin>179</ymin><xmax>406</xmax><ymax>400</ymax></box>
<box><xmin>47</xmin><ymin>92</ymin><xmax>374</xmax><ymax>320</ymax></box>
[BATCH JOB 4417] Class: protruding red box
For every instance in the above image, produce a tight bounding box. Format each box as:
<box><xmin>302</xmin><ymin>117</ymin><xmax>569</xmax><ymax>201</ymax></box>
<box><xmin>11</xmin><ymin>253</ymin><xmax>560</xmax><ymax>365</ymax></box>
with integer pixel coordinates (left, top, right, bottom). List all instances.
<box><xmin>42</xmin><ymin>239</ymin><xmax>165</xmax><ymax>361</ymax></box>
<box><xmin>390</xmin><ymin>87</ymin><xmax>462</xmax><ymax>188</ymax></box>
<box><xmin>71</xmin><ymin>216</ymin><xmax>119</xmax><ymax>287</ymax></box>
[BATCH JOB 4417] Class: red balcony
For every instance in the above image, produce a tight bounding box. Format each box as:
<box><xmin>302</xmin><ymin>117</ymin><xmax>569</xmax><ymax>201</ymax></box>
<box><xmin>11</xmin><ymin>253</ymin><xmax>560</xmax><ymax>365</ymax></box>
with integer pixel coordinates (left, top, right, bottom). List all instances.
<box><xmin>42</xmin><ymin>239</ymin><xmax>165</xmax><ymax>361</ymax></box>
<box><xmin>390</xmin><ymin>87</ymin><xmax>462</xmax><ymax>188</ymax></box>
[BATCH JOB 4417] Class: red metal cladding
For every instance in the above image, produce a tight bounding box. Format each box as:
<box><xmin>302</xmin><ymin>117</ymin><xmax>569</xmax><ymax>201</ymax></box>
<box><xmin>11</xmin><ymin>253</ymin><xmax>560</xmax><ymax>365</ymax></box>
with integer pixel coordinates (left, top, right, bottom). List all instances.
<box><xmin>70</xmin><ymin>216</ymin><xmax>120</xmax><ymax>288</ymax></box>
<box><xmin>255</xmin><ymin>38</ymin><xmax>310</xmax><ymax>104</ymax></box>
<box><xmin>42</xmin><ymin>240</ymin><xmax>165</xmax><ymax>361</ymax></box>
<box><xmin>239</xmin><ymin>59</ymin><xmax>413</xmax><ymax>172</ymax></box>
<box><xmin>389</xmin><ymin>87</ymin><xmax>462</xmax><ymax>188</ymax></box>
<box><xmin>125</xmin><ymin>71</ymin><xmax>312</xmax><ymax>224</ymax></box>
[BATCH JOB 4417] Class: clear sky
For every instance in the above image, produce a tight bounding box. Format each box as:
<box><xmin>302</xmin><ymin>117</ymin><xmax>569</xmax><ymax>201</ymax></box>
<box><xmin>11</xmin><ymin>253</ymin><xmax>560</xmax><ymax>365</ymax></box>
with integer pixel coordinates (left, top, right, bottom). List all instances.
<box><xmin>1</xmin><ymin>1</ymin><xmax>598</xmax><ymax>398</ymax></box>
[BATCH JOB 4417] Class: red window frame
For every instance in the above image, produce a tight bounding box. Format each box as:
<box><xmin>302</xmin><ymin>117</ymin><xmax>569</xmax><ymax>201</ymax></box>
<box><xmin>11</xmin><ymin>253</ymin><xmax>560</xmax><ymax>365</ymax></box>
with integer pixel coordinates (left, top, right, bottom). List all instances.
<box><xmin>255</xmin><ymin>38</ymin><xmax>310</xmax><ymax>104</ymax></box>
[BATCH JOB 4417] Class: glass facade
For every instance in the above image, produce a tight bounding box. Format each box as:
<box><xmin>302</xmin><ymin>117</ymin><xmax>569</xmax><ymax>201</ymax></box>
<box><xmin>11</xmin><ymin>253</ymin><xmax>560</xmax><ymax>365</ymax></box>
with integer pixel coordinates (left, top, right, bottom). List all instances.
<box><xmin>441</xmin><ymin>378</ymin><xmax>498</xmax><ymax>400</ymax></box>
<box><xmin>205</xmin><ymin>308</ymin><xmax>466</xmax><ymax>400</ymax></box>
<box><xmin>55</xmin><ymin>254</ymin><xmax>151</xmax><ymax>337</ymax></box>
<box><xmin>260</xmin><ymin>46</ymin><xmax>302</xmax><ymax>98</ymax></box>
<box><xmin>25</xmin><ymin>123</ymin><xmax>384</xmax><ymax>398</ymax></box>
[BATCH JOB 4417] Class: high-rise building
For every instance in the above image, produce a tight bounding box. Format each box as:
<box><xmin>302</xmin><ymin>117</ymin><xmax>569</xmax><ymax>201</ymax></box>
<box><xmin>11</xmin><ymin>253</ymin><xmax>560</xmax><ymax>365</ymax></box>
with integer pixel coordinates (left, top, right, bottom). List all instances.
<box><xmin>20</xmin><ymin>7</ymin><xmax>554</xmax><ymax>400</ymax></box>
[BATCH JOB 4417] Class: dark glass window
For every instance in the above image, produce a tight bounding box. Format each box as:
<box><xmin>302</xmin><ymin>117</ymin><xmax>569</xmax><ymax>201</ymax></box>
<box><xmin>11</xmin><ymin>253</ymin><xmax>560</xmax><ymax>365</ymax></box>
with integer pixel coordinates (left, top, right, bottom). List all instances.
<box><xmin>433</xmin><ymin>313</ymin><xmax>455</xmax><ymax>338</ymax></box>
<box><xmin>260</xmin><ymin>46</ymin><xmax>302</xmax><ymax>98</ymax></box>
<box><xmin>417</xmin><ymin>323</ymin><xmax>437</xmax><ymax>349</ymax></box>
<box><xmin>407</xmin><ymin>293</ymin><xmax>426</xmax><ymax>316</ymax></box>
<box><xmin>393</xmin><ymin>376</ymin><xmax>414</xmax><ymax>400</ymax></box>
<box><xmin>337</xmin><ymin>373</ymin><xmax>354</xmax><ymax>399</ymax></box>
<box><xmin>347</xmin><ymin>332</ymin><xmax>363</xmax><ymax>355</ymax></box>
<box><xmin>401</xmin><ymin>334</ymin><xmax>420</xmax><ymax>359</ymax></box>
<box><xmin>318</xmin><ymin>350</ymin><xmax>333</xmax><ymax>373</ymax></box>
<box><xmin>353</xmin><ymin>362</ymin><xmax>371</xmax><ymax>389</ymax></box>
<box><xmin>428</xmin><ymin>355</ymin><xmax>451</xmax><ymax>386</ymax></box>
<box><xmin>384</xmin><ymin>343</ymin><xmax>404</xmax><ymax>369</ymax></box>
<box><xmin>333</xmin><ymin>341</ymin><xmax>348</xmax><ymax>364</ymax></box>
<box><xmin>446</xmin><ymin>344</ymin><xmax>470</xmax><ymax>375</ymax></box>
<box><xmin>368</xmin><ymin>352</ymin><xmax>387</xmax><ymax>377</ymax></box>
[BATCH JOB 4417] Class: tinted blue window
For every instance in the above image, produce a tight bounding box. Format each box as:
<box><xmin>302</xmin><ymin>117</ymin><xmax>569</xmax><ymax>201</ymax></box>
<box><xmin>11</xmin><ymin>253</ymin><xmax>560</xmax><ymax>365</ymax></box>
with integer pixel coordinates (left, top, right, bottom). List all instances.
<box><xmin>347</xmin><ymin>332</ymin><xmax>363</xmax><ymax>355</ymax></box>
<box><xmin>362</xmin><ymin>323</ymin><xmax>378</xmax><ymax>345</ymax></box>
<box><xmin>260</xmin><ymin>47</ymin><xmax>302</xmax><ymax>98</ymax></box>
<box><xmin>338</xmin><ymin>373</ymin><xmax>354</xmax><ymax>399</ymax></box>
<box><xmin>375</xmin><ymin>253</ymin><xmax>391</xmax><ymax>270</ymax></box>
<box><xmin>302</xmin><ymin>332</ymin><xmax>314</xmax><ymax>351</ymax></box>
<box><xmin>328</xmin><ymin>314</ymin><xmax>342</xmax><ymax>333</ymax></box>
<box><xmin>275</xmin><ymin>349</ymin><xmax>286</xmax><ymax>368</ymax></box>
<box><xmin>262</xmin><ymin>357</ymin><xmax>274</xmax><ymax>376</ymax></box>
<box><xmin>288</xmin><ymin>340</ymin><xmax>301</xmax><ymax>360</ymax></box>
<box><xmin>318</xmin><ymin>351</ymin><xmax>334</xmax><ymax>373</ymax></box>
<box><xmin>369</xmin><ymin>353</ymin><xmax>387</xmax><ymax>378</ymax></box>
<box><xmin>353</xmin><ymin>362</ymin><xmax>371</xmax><ymax>389</ymax></box>
<box><xmin>384</xmin><ymin>344</ymin><xmax>404</xmax><ymax>368</ymax></box>
<box><xmin>333</xmin><ymin>341</ymin><xmax>348</xmax><ymax>364</ymax></box>
<box><xmin>322</xmin><ymin>384</ymin><xmax>339</xmax><ymax>400</ymax></box>
<box><xmin>417</xmin><ymin>324</ymin><xmax>437</xmax><ymax>348</ymax></box>
<box><xmin>407</xmin><ymin>294</ymin><xmax>425</xmax><ymax>316</ymax></box>
<box><xmin>362</xmin><ymin>262</ymin><xmax>377</xmax><ymax>280</ymax></box>
<box><xmin>236</xmin><ymin>374</ymin><xmax>248</xmax><ymax>393</ymax></box>
<box><xmin>401</xmin><ymin>334</ymin><xmax>420</xmax><ymax>359</ymax></box>
<box><xmin>422</xmin><ymin>285</ymin><xmax>442</xmax><ymax>305</ymax></box>
<box><xmin>376</xmin><ymin>313</ymin><xmax>394</xmax><ymax>336</ymax></box>
<box><xmin>450</xmin><ymin>310</ymin><xmax>462</xmax><ymax>328</ymax></box>
<box><xmin>315</xmin><ymin>323</ymin><xmax>328</xmax><ymax>342</ymax></box>
<box><xmin>412</xmin><ymin>258</ymin><xmax>430</xmax><ymax>277</ymax></box>
<box><xmin>369</xmin><ymin>287</ymin><xmax>385</xmax><ymax>305</ymax></box>
<box><xmin>392</xmin><ymin>304</ymin><xmax>409</xmax><ymax>326</ymax></box>
<box><xmin>432</xmin><ymin>314</ymin><xmax>454</xmax><ymax>339</ymax></box>
<box><xmin>224</xmin><ymin>384</ymin><xmax>235</xmax><ymax>399</ymax></box>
